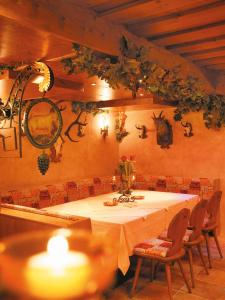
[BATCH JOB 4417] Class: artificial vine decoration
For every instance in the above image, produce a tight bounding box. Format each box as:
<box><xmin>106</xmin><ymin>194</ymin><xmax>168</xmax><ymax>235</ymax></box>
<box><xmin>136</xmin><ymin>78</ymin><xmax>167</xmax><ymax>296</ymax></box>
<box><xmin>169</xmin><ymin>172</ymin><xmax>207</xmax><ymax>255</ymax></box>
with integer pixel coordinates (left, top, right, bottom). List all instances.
<box><xmin>61</xmin><ymin>36</ymin><xmax>225</xmax><ymax>130</ymax></box>
<box><xmin>62</xmin><ymin>36</ymin><xmax>202</xmax><ymax>100</ymax></box>
<box><xmin>174</xmin><ymin>94</ymin><xmax>225</xmax><ymax>129</ymax></box>
<box><xmin>115</xmin><ymin>112</ymin><xmax>129</xmax><ymax>142</ymax></box>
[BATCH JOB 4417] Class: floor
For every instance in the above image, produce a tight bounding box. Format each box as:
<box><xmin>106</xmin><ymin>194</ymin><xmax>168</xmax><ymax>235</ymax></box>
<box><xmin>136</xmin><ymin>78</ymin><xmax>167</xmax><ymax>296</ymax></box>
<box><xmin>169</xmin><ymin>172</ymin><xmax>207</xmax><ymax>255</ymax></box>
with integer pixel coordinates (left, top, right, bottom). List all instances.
<box><xmin>104</xmin><ymin>239</ymin><xmax>225</xmax><ymax>300</ymax></box>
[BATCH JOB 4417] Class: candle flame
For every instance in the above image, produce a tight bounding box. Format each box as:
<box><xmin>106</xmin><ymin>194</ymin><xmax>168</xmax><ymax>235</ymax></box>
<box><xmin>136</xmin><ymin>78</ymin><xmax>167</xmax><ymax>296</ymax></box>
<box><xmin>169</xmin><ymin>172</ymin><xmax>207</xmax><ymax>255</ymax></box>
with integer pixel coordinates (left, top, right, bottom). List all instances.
<box><xmin>47</xmin><ymin>235</ymin><xmax>69</xmax><ymax>258</ymax></box>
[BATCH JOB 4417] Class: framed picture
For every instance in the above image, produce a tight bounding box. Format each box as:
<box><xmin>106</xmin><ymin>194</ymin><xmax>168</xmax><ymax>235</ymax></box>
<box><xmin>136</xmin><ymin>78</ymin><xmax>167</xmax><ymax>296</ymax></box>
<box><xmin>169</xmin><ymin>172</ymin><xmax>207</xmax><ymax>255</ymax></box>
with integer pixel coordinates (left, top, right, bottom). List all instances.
<box><xmin>24</xmin><ymin>98</ymin><xmax>63</xmax><ymax>149</ymax></box>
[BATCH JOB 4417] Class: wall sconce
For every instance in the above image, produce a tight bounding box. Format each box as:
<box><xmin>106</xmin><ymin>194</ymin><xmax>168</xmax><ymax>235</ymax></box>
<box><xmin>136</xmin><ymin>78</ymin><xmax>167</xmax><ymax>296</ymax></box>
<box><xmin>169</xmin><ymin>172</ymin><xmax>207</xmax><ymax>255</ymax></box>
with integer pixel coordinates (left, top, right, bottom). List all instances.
<box><xmin>99</xmin><ymin>112</ymin><xmax>109</xmax><ymax>138</ymax></box>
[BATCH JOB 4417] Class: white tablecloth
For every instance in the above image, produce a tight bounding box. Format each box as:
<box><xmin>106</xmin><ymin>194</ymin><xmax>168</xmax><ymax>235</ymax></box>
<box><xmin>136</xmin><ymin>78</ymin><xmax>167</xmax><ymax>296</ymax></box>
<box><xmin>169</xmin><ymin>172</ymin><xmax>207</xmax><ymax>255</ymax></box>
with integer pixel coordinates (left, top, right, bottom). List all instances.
<box><xmin>45</xmin><ymin>191</ymin><xmax>199</xmax><ymax>274</ymax></box>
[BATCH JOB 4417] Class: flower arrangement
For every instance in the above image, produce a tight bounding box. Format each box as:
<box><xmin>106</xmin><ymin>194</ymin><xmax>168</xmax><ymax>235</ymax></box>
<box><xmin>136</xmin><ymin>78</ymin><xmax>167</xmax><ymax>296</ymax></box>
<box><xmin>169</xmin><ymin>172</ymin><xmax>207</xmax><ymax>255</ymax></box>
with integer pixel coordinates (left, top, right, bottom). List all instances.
<box><xmin>118</xmin><ymin>155</ymin><xmax>135</xmax><ymax>194</ymax></box>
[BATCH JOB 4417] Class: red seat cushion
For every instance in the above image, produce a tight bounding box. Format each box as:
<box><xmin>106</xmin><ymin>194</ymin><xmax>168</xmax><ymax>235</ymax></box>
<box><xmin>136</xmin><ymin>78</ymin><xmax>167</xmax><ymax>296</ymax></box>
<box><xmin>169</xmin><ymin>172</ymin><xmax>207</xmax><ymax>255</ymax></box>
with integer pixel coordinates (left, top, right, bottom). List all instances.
<box><xmin>134</xmin><ymin>238</ymin><xmax>172</xmax><ymax>257</ymax></box>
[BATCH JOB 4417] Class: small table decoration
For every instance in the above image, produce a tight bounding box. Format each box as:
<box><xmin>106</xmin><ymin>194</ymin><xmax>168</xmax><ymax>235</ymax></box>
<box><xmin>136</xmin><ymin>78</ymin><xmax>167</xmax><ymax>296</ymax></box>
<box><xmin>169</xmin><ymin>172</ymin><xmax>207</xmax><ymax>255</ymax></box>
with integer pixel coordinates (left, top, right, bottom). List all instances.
<box><xmin>104</xmin><ymin>199</ymin><xmax>118</xmax><ymax>206</ymax></box>
<box><xmin>131</xmin><ymin>195</ymin><xmax>145</xmax><ymax>200</ymax></box>
<box><xmin>115</xmin><ymin>155</ymin><xmax>136</xmax><ymax>202</ymax></box>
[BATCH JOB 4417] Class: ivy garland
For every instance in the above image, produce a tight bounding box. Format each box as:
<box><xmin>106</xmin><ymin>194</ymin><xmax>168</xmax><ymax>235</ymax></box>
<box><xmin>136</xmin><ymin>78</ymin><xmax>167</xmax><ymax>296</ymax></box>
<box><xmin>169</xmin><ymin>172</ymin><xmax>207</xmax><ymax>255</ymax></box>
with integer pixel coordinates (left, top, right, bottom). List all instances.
<box><xmin>60</xmin><ymin>37</ymin><xmax>225</xmax><ymax>130</ymax></box>
<box><xmin>71</xmin><ymin>101</ymin><xmax>104</xmax><ymax>116</ymax></box>
<box><xmin>174</xmin><ymin>94</ymin><xmax>225</xmax><ymax>129</ymax></box>
<box><xmin>62</xmin><ymin>37</ymin><xmax>203</xmax><ymax>101</ymax></box>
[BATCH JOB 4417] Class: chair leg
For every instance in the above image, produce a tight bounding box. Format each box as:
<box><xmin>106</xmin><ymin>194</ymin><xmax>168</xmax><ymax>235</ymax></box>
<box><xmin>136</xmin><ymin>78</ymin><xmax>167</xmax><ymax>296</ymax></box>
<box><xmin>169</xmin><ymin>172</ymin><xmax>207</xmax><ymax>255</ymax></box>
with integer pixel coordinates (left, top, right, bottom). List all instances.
<box><xmin>212</xmin><ymin>230</ymin><xmax>223</xmax><ymax>259</ymax></box>
<box><xmin>196</xmin><ymin>243</ymin><xmax>209</xmax><ymax>275</ymax></box>
<box><xmin>204</xmin><ymin>233</ymin><xmax>212</xmax><ymax>268</ymax></box>
<box><xmin>131</xmin><ymin>257</ymin><xmax>143</xmax><ymax>296</ymax></box>
<box><xmin>177</xmin><ymin>258</ymin><xmax>192</xmax><ymax>294</ymax></box>
<box><xmin>187</xmin><ymin>247</ymin><xmax>195</xmax><ymax>288</ymax></box>
<box><xmin>150</xmin><ymin>259</ymin><xmax>154</xmax><ymax>282</ymax></box>
<box><xmin>165</xmin><ymin>263</ymin><xmax>173</xmax><ymax>300</ymax></box>
<box><xmin>153</xmin><ymin>261</ymin><xmax>160</xmax><ymax>280</ymax></box>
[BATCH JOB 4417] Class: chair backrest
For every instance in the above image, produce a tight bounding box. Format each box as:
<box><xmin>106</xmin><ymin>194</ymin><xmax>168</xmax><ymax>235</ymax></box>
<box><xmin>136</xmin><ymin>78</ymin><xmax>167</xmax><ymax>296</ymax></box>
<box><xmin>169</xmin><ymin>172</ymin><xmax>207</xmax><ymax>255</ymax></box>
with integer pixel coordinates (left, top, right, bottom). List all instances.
<box><xmin>205</xmin><ymin>191</ymin><xmax>222</xmax><ymax>227</ymax></box>
<box><xmin>167</xmin><ymin>208</ymin><xmax>190</xmax><ymax>256</ymax></box>
<box><xmin>189</xmin><ymin>200</ymin><xmax>208</xmax><ymax>241</ymax></box>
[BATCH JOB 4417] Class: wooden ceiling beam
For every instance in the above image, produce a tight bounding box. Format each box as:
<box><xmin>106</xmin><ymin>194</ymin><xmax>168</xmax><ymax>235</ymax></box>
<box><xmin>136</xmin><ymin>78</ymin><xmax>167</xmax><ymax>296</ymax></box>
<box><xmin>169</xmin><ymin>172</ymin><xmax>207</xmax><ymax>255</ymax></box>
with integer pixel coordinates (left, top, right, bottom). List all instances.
<box><xmin>205</xmin><ymin>63</ymin><xmax>225</xmax><ymax>70</ymax></box>
<box><xmin>28</xmin><ymin>96</ymin><xmax>177</xmax><ymax>109</ymax></box>
<box><xmin>53</xmin><ymin>78</ymin><xmax>83</xmax><ymax>91</ymax></box>
<box><xmin>182</xmin><ymin>46</ymin><xmax>225</xmax><ymax>57</ymax></box>
<box><xmin>127</xmin><ymin>0</ymin><xmax>224</xmax><ymax>28</ymax></box>
<box><xmin>96</xmin><ymin>96</ymin><xmax>178</xmax><ymax>109</ymax></box>
<box><xmin>148</xmin><ymin>19</ymin><xmax>225</xmax><ymax>41</ymax></box>
<box><xmin>96</xmin><ymin>97</ymin><xmax>154</xmax><ymax>108</ymax></box>
<box><xmin>154</xmin><ymin>24</ymin><xmax>225</xmax><ymax>47</ymax></box>
<box><xmin>96</xmin><ymin>96</ymin><xmax>178</xmax><ymax>108</ymax></box>
<box><xmin>0</xmin><ymin>70</ymin><xmax>83</xmax><ymax>91</ymax></box>
<box><xmin>95</xmin><ymin>0</ymin><xmax>150</xmax><ymax>17</ymax></box>
<box><xmin>195</xmin><ymin>56</ymin><xmax>225</xmax><ymax>66</ymax></box>
<box><xmin>166</xmin><ymin>34</ymin><xmax>225</xmax><ymax>50</ymax></box>
<box><xmin>0</xmin><ymin>0</ymin><xmax>214</xmax><ymax>93</ymax></box>
<box><xmin>187</xmin><ymin>50</ymin><xmax>225</xmax><ymax>61</ymax></box>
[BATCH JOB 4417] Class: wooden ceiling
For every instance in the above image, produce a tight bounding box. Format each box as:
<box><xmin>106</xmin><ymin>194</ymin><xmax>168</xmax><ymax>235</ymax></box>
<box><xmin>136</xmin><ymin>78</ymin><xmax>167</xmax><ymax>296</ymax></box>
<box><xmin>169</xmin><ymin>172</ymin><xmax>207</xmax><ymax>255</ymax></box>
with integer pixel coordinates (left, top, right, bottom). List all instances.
<box><xmin>0</xmin><ymin>0</ymin><xmax>224</xmax><ymax>104</ymax></box>
<box><xmin>86</xmin><ymin>0</ymin><xmax>225</xmax><ymax>73</ymax></box>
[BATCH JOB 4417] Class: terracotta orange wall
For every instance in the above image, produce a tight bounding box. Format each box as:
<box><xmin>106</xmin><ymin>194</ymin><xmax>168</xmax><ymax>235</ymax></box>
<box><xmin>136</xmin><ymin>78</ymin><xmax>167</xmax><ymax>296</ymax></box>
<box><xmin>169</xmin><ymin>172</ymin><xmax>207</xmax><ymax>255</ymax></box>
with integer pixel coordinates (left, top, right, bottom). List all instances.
<box><xmin>0</xmin><ymin>80</ymin><xmax>119</xmax><ymax>190</ymax></box>
<box><xmin>119</xmin><ymin>108</ymin><xmax>225</xmax><ymax>237</ymax></box>
<box><xmin>0</xmin><ymin>113</ymin><xmax>118</xmax><ymax>190</ymax></box>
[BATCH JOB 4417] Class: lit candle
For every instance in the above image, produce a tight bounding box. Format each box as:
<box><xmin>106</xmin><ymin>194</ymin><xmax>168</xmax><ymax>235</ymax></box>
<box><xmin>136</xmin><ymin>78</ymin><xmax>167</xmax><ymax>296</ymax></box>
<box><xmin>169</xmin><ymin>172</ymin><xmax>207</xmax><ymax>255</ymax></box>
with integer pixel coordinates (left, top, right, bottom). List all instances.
<box><xmin>132</xmin><ymin>175</ymin><xmax>136</xmax><ymax>182</ymax></box>
<box><xmin>25</xmin><ymin>234</ymin><xmax>91</xmax><ymax>299</ymax></box>
<box><xmin>112</xmin><ymin>176</ymin><xmax>116</xmax><ymax>183</ymax></box>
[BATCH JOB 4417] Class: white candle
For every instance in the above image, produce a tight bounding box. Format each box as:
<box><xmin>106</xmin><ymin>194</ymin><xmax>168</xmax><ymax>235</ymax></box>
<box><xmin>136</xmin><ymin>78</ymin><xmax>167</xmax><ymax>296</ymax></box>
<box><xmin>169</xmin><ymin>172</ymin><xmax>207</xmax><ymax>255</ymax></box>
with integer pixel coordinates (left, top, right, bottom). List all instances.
<box><xmin>25</xmin><ymin>234</ymin><xmax>91</xmax><ymax>299</ymax></box>
<box><xmin>112</xmin><ymin>176</ymin><xmax>116</xmax><ymax>182</ymax></box>
<box><xmin>132</xmin><ymin>175</ymin><xmax>136</xmax><ymax>181</ymax></box>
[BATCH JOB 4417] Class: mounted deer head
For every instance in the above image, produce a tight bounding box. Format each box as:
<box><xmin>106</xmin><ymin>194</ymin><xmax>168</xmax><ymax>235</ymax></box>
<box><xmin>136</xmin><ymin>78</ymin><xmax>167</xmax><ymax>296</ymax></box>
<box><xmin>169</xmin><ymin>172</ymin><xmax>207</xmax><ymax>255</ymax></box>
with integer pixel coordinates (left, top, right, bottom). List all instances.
<box><xmin>152</xmin><ymin>111</ymin><xmax>173</xmax><ymax>148</ymax></box>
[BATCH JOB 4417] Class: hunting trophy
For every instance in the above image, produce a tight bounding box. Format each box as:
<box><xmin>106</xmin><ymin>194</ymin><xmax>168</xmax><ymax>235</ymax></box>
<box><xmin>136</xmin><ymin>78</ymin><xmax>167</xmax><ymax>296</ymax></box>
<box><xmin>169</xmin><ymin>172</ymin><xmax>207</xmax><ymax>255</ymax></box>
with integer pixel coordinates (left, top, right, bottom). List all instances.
<box><xmin>152</xmin><ymin>111</ymin><xmax>173</xmax><ymax>148</ymax></box>
<box><xmin>181</xmin><ymin>121</ymin><xmax>193</xmax><ymax>137</ymax></box>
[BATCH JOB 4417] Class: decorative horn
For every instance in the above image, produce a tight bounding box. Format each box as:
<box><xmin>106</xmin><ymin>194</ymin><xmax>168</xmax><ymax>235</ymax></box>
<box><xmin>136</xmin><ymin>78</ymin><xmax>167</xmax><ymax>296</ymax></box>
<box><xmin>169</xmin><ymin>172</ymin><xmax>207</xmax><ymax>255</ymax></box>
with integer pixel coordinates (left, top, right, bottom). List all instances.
<box><xmin>159</xmin><ymin>111</ymin><xmax>163</xmax><ymax>118</ymax></box>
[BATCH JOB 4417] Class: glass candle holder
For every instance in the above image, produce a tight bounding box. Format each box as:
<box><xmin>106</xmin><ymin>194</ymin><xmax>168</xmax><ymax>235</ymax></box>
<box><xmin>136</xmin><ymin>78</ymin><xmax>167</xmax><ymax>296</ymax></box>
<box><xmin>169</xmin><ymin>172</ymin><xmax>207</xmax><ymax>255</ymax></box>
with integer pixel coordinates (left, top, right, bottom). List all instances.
<box><xmin>0</xmin><ymin>229</ymin><xmax>116</xmax><ymax>300</ymax></box>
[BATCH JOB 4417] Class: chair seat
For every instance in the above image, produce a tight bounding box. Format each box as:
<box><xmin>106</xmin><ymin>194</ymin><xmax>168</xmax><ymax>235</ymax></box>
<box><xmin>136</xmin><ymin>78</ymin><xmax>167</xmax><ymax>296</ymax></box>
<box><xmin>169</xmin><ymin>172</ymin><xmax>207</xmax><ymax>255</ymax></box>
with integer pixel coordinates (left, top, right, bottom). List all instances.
<box><xmin>134</xmin><ymin>238</ymin><xmax>172</xmax><ymax>258</ymax></box>
<box><xmin>159</xmin><ymin>228</ymin><xmax>193</xmax><ymax>242</ymax></box>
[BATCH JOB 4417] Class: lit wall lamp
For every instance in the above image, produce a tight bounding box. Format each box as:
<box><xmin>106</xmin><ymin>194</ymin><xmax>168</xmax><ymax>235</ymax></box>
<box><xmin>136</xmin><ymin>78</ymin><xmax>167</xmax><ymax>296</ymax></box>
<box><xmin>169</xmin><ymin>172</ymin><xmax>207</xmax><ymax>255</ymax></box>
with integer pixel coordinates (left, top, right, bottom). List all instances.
<box><xmin>99</xmin><ymin>112</ymin><xmax>109</xmax><ymax>138</ymax></box>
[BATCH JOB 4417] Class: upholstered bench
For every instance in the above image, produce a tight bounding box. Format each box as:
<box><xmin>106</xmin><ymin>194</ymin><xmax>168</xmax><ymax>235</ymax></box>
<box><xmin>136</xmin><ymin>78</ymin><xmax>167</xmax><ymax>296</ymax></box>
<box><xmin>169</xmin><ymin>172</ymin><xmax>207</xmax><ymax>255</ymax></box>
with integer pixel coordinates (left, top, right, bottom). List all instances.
<box><xmin>0</xmin><ymin>176</ymin><xmax>116</xmax><ymax>209</ymax></box>
<box><xmin>134</xmin><ymin>175</ymin><xmax>220</xmax><ymax>200</ymax></box>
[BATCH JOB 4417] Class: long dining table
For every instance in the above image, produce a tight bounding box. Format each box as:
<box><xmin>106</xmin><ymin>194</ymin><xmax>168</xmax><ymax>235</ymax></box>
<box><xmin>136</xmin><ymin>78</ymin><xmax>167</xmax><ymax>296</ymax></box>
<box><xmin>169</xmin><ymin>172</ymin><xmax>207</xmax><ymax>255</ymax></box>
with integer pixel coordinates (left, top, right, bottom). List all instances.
<box><xmin>45</xmin><ymin>190</ymin><xmax>199</xmax><ymax>274</ymax></box>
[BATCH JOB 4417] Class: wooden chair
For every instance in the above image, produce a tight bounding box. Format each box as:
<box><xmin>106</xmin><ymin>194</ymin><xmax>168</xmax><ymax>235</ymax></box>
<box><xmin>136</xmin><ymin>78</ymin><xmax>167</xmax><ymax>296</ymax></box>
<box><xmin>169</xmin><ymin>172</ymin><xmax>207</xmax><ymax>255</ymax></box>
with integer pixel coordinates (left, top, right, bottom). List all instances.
<box><xmin>131</xmin><ymin>208</ymin><xmax>191</xmax><ymax>300</ymax></box>
<box><xmin>183</xmin><ymin>200</ymin><xmax>209</xmax><ymax>288</ymax></box>
<box><xmin>202</xmin><ymin>191</ymin><xmax>223</xmax><ymax>268</ymax></box>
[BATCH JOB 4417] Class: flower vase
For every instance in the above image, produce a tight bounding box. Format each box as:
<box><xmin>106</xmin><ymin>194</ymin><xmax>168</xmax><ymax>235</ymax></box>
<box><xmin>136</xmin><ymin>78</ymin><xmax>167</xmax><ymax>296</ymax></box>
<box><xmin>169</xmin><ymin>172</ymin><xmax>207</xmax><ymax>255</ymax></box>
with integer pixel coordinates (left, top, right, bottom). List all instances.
<box><xmin>118</xmin><ymin>155</ymin><xmax>135</xmax><ymax>196</ymax></box>
<box><xmin>120</xmin><ymin>174</ymin><xmax>132</xmax><ymax>195</ymax></box>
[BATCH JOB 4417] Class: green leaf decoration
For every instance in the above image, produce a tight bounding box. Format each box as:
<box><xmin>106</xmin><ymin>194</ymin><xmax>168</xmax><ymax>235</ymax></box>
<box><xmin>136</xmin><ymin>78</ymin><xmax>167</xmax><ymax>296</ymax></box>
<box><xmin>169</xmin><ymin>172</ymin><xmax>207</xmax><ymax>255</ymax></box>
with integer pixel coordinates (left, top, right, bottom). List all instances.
<box><xmin>61</xmin><ymin>37</ymin><xmax>225</xmax><ymax>130</ymax></box>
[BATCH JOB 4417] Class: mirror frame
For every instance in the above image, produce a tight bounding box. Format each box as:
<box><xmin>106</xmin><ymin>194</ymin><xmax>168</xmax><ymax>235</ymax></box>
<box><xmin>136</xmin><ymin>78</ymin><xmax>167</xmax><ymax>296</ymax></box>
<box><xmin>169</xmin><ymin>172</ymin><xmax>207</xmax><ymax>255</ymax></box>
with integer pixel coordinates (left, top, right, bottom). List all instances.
<box><xmin>24</xmin><ymin>98</ymin><xmax>63</xmax><ymax>149</ymax></box>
